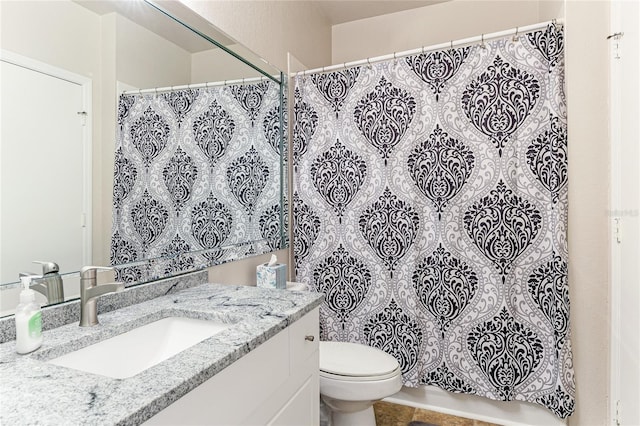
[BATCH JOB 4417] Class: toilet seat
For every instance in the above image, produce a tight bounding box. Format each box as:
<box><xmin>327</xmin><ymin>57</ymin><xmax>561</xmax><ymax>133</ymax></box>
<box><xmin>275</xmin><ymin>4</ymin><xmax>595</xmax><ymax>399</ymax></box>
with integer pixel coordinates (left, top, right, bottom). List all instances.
<box><xmin>320</xmin><ymin>367</ymin><xmax>402</xmax><ymax>381</ymax></box>
<box><xmin>319</xmin><ymin>341</ymin><xmax>401</xmax><ymax>381</ymax></box>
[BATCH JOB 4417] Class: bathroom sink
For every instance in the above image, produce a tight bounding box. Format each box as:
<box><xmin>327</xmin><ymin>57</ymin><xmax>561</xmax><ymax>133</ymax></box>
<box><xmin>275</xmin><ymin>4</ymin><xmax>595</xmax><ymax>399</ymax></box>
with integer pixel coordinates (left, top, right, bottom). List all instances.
<box><xmin>48</xmin><ymin>316</ymin><xmax>230</xmax><ymax>379</ymax></box>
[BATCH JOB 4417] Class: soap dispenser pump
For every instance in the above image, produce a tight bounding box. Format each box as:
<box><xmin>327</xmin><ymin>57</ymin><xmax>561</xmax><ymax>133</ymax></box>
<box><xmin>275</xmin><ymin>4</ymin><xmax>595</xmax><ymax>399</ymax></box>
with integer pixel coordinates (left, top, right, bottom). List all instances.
<box><xmin>15</xmin><ymin>275</ymin><xmax>43</xmax><ymax>354</ymax></box>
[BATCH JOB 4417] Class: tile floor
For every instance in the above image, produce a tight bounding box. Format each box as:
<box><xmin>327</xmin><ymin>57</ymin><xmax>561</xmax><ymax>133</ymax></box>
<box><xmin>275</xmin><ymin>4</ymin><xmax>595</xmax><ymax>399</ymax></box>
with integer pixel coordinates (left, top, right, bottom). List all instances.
<box><xmin>373</xmin><ymin>401</ymin><xmax>500</xmax><ymax>426</ymax></box>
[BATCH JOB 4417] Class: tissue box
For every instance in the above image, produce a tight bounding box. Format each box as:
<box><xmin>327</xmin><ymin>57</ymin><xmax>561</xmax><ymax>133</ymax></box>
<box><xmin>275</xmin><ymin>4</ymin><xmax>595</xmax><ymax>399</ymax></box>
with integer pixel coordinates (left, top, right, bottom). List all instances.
<box><xmin>256</xmin><ymin>263</ymin><xmax>287</xmax><ymax>289</ymax></box>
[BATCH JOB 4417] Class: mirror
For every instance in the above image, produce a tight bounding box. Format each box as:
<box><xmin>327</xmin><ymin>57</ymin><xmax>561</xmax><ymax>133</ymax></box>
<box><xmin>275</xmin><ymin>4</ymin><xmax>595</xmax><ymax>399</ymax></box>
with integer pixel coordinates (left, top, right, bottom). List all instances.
<box><xmin>0</xmin><ymin>0</ymin><xmax>287</xmax><ymax>316</ymax></box>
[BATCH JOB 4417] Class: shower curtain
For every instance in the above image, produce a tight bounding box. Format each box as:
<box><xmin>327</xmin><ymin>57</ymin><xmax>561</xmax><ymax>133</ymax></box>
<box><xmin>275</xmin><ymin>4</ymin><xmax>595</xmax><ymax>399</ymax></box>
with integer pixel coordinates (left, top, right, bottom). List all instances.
<box><xmin>111</xmin><ymin>81</ymin><xmax>284</xmax><ymax>282</ymax></box>
<box><xmin>293</xmin><ymin>24</ymin><xmax>574</xmax><ymax>418</ymax></box>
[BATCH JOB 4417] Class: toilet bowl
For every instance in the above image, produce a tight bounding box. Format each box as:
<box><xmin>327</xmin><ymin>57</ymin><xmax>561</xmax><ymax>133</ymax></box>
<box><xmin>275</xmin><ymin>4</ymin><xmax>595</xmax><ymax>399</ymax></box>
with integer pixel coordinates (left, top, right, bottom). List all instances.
<box><xmin>319</xmin><ymin>341</ymin><xmax>403</xmax><ymax>426</ymax></box>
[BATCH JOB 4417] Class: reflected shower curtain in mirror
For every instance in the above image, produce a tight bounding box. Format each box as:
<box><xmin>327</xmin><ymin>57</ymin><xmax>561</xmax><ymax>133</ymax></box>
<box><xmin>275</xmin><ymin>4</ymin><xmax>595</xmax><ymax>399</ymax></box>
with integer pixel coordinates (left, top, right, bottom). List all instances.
<box><xmin>111</xmin><ymin>81</ymin><xmax>285</xmax><ymax>283</ymax></box>
<box><xmin>293</xmin><ymin>24</ymin><xmax>574</xmax><ymax>418</ymax></box>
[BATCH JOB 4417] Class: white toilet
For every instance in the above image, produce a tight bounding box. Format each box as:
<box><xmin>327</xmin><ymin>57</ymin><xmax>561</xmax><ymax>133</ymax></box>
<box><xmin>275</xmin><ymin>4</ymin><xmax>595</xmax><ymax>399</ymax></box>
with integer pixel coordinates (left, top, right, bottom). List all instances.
<box><xmin>319</xmin><ymin>341</ymin><xmax>403</xmax><ymax>426</ymax></box>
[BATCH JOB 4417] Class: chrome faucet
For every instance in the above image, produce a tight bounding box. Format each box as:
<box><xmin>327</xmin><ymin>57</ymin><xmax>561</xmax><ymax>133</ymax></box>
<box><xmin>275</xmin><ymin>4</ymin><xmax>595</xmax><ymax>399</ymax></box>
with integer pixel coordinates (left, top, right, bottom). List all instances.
<box><xmin>33</xmin><ymin>261</ymin><xmax>65</xmax><ymax>304</ymax></box>
<box><xmin>19</xmin><ymin>272</ymin><xmax>47</xmax><ymax>300</ymax></box>
<box><xmin>79</xmin><ymin>266</ymin><xmax>124</xmax><ymax>327</ymax></box>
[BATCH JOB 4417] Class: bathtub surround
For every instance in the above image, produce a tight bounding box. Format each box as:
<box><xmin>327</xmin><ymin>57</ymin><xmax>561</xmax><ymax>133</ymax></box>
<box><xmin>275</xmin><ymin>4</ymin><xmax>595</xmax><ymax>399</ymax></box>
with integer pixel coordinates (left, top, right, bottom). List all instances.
<box><xmin>111</xmin><ymin>81</ymin><xmax>285</xmax><ymax>283</ymax></box>
<box><xmin>0</xmin><ymin>283</ymin><xmax>322</xmax><ymax>424</ymax></box>
<box><xmin>294</xmin><ymin>24</ymin><xmax>573</xmax><ymax>418</ymax></box>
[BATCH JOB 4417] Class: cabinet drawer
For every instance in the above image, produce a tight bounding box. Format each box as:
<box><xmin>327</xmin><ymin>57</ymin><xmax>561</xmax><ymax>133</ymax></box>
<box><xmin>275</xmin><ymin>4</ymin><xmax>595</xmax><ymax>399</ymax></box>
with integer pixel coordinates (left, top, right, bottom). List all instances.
<box><xmin>289</xmin><ymin>307</ymin><xmax>319</xmax><ymax>365</ymax></box>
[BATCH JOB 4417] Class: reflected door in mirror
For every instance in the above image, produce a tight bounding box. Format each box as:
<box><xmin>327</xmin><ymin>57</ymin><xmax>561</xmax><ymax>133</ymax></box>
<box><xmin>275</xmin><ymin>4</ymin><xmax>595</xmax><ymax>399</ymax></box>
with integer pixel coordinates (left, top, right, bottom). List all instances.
<box><xmin>0</xmin><ymin>58</ymin><xmax>91</xmax><ymax>283</ymax></box>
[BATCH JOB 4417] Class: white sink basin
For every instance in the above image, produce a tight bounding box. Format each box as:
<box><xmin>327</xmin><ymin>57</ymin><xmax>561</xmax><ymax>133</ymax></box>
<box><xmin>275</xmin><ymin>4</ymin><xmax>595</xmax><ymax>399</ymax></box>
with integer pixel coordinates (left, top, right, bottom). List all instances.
<box><xmin>48</xmin><ymin>316</ymin><xmax>230</xmax><ymax>379</ymax></box>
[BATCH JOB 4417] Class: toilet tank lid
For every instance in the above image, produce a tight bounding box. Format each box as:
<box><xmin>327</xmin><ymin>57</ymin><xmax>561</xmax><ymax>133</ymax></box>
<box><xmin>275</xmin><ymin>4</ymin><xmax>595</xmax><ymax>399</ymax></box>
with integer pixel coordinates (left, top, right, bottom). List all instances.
<box><xmin>319</xmin><ymin>341</ymin><xmax>400</xmax><ymax>377</ymax></box>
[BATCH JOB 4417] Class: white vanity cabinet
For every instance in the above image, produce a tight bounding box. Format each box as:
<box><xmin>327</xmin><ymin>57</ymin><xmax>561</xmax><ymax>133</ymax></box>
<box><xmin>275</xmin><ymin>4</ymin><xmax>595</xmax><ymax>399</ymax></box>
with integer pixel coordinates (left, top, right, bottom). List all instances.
<box><xmin>146</xmin><ymin>307</ymin><xmax>320</xmax><ymax>425</ymax></box>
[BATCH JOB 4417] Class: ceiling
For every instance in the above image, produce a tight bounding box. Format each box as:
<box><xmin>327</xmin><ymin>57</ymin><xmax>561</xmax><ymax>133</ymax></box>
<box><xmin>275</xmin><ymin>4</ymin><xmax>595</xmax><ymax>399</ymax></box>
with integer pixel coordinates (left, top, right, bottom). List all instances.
<box><xmin>76</xmin><ymin>0</ymin><xmax>233</xmax><ymax>52</ymax></box>
<box><xmin>76</xmin><ymin>0</ymin><xmax>449</xmax><ymax>53</ymax></box>
<box><xmin>310</xmin><ymin>0</ymin><xmax>449</xmax><ymax>25</ymax></box>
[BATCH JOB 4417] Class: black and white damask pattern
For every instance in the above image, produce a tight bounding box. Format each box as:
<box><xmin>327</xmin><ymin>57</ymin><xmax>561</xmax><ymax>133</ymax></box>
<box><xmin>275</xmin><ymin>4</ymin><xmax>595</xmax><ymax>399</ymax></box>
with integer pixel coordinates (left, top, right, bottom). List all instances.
<box><xmin>461</xmin><ymin>56</ymin><xmax>541</xmax><ymax>156</ymax></box>
<box><xmin>407</xmin><ymin>124</ymin><xmax>475</xmax><ymax>219</ymax></box>
<box><xmin>311</xmin><ymin>139</ymin><xmax>367</xmax><ymax>222</ymax></box>
<box><xmin>163</xmin><ymin>89</ymin><xmax>199</xmax><ymax>127</ymax></box>
<box><xmin>310</xmin><ymin>67</ymin><xmax>361</xmax><ymax>118</ymax></box>
<box><xmin>463</xmin><ymin>180</ymin><xmax>542</xmax><ymax>283</ymax></box>
<box><xmin>359</xmin><ymin>187</ymin><xmax>420</xmax><ymax>278</ymax></box>
<box><xmin>193</xmin><ymin>99</ymin><xmax>235</xmax><ymax>169</ymax></box>
<box><xmin>112</xmin><ymin>81</ymin><xmax>282</xmax><ymax>281</ymax></box>
<box><xmin>230</xmin><ymin>81</ymin><xmax>269</xmax><ymax>126</ymax></box>
<box><xmin>293</xmin><ymin>88</ymin><xmax>318</xmax><ymax>170</ymax></box>
<box><xmin>467</xmin><ymin>307</ymin><xmax>544</xmax><ymax>401</ymax></box>
<box><xmin>130</xmin><ymin>107</ymin><xmax>171</xmax><ymax>168</ymax></box>
<box><xmin>313</xmin><ymin>244</ymin><xmax>372</xmax><ymax>330</ymax></box>
<box><xmin>259</xmin><ymin>201</ymin><xmax>288</xmax><ymax>252</ymax></box>
<box><xmin>354</xmin><ymin>76</ymin><xmax>416</xmax><ymax>165</ymax></box>
<box><xmin>412</xmin><ymin>243</ymin><xmax>478</xmax><ymax>338</ymax></box>
<box><xmin>293</xmin><ymin>24</ymin><xmax>574</xmax><ymax>418</ymax></box>
<box><xmin>526</xmin><ymin>115</ymin><xmax>568</xmax><ymax>203</ymax></box>
<box><xmin>405</xmin><ymin>47</ymin><xmax>470</xmax><ymax>101</ymax></box>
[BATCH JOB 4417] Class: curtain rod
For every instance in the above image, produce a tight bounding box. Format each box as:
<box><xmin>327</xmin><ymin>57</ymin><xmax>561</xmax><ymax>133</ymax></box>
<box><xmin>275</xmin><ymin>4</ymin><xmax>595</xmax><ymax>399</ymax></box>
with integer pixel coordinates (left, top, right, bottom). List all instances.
<box><xmin>292</xmin><ymin>18</ymin><xmax>564</xmax><ymax>77</ymax></box>
<box><xmin>122</xmin><ymin>74</ymin><xmax>278</xmax><ymax>95</ymax></box>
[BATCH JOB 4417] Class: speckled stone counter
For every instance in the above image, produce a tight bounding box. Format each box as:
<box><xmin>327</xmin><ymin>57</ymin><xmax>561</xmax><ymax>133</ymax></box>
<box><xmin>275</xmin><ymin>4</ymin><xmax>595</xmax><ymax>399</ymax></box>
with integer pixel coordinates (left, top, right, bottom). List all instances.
<box><xmin>0</xmin><ymin>283</ymin><xmax>323</xmax><ymax>425</ymax></box>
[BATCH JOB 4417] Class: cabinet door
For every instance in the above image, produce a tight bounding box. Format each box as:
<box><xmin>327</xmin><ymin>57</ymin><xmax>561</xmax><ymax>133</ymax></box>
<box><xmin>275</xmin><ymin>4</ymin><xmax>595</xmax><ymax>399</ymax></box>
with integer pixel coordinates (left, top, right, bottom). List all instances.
<box><xmin>269</xmin><ymin>369</ymin><xmax>319</xmax><ymax>426</ymax></box>
<box><xmin>145</xmin><ymin>308</ymin><xmax>320</xmax><ymax>425</ymax></box>
<box><xmin>268</xmin><ymin>308</ymin><xmax>319</xmax><ymax>426</ymax></box>
<box><xmin>144</xmin><ymin>329</ymin><xmax>289</xmax><ymax>425</ymax></box>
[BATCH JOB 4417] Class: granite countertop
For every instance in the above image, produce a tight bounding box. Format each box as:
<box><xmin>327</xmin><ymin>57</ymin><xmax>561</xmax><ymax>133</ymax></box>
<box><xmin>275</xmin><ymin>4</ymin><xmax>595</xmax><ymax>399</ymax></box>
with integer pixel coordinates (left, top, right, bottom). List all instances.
<box><xmin>0</xmin><ymin>283</ymin><xmax>323</xmax><ymax>425</ymax></box>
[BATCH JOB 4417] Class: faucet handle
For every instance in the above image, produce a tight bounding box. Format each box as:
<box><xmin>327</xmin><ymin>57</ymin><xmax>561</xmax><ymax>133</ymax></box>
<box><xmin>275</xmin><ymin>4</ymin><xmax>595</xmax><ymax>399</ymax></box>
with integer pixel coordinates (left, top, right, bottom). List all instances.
<box><xmin>80</xmin><ymin>266</ymin><xmax>114</xmax><ymax>280</ymax></box>
<box><xmin>33</xmin><ymin>261</ymin><xmax>60</xmax><ymax>274</ymax></box>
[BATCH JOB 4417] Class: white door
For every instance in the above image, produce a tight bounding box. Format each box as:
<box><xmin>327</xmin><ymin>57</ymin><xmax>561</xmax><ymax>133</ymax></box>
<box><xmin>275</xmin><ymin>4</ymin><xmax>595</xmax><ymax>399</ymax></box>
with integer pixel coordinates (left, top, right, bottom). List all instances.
<box><xmin>0</xmin><ymin>57</ymin><xmax>88</xmax><ymax>283</ymax></box>
<box><xmin>610</xmin><ymin>1</ymin><xmax>640</xmax><ymax>425</ymax></box>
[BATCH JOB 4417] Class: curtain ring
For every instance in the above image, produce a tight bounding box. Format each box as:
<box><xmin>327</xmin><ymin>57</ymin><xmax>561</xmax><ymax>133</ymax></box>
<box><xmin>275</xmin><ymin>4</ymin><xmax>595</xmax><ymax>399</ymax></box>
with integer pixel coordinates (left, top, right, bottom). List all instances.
<box><xmin>367</xmin><ymin>57</ymin><xmax>372</xmax><ymax>69</ymax></box>
<box><xmin>450</xmin><ymin>40</ymin><xmax>454</xmax><ymax>50</ymax></box>
<box><xmin>513</xmin><ymin>27</ymin><xmax>519</xmax><ymax>42</ymax></box>
<box><xmin>552</xmin><ymin>18</ymin><xmax>557</xmax><ymax>26</ymax></box>
<box><xmin>481</xmin><ymin>34</ymin><xmax>486</xmax><ymax>49</ymax></box>
<box><xmin>421</xmin><ymin>46</ymin><xmax>425</xmax><ymax>55</ymax></box>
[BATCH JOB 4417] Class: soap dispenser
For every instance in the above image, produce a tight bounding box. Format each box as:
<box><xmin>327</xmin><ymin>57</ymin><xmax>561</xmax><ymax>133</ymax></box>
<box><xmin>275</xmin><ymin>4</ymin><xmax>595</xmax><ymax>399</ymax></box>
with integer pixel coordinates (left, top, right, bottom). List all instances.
<box><xmin>15</xmin><ymin>275</ymin><xmax>43</xmax><ymax>354</ymax></box>
<box><xmin>33</xmin><ymin>261</ymin><xmax>64</xmax><ymax>304</ymax></box>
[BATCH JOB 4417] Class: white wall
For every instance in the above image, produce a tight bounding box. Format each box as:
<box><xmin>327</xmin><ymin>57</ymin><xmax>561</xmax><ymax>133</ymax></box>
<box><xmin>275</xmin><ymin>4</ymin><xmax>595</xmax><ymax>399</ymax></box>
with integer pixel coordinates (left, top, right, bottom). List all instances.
<box><xmin>332</xmin><ymin>0</ymin><xmax>539</xmax><ymax>64</ymax></box>
<box><xmin>0</xmin><ymin>1</ymin><xmax>101</xmax><ymax>76</ymax></box>
<box><xmin>177</xmin><ymin>0</ymin><xmax>332</xmax><ymax>72</ymax></box>
<box><xmin>331</xmin><ymin>1</ymin><xmax>610</xmax><ymax>425</ymax></box>
<box><xmin>564</xmin><ymin>1</ymin><xmax>610</xmax><ymax>424</ymax></box>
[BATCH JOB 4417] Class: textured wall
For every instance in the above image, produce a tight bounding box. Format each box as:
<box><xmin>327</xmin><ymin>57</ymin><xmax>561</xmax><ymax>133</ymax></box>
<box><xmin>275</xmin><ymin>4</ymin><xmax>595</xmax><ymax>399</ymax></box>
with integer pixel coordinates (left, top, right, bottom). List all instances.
<box><xmin>564</xmin><ymin>1</ymin><xmax>611</xmax><ymax>424</ymax></box>
<box><xmin>331</xmin><ymin>0</ymin><xmax>539</xmax><ymax>64</ymax></box>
